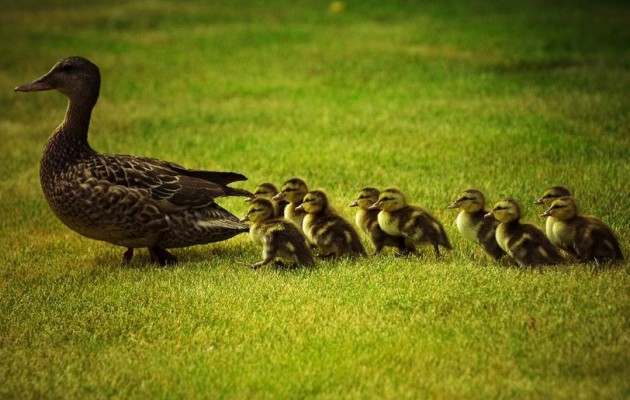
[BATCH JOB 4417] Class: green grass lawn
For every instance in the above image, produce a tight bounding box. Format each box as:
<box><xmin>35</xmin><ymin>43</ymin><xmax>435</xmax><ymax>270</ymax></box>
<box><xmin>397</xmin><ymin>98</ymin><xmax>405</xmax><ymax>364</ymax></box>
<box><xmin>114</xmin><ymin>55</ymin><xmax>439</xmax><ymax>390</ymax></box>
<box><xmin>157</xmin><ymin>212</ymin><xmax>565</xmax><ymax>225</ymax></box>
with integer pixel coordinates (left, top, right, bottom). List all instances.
<box><xmin>1</xmin><ymin>0</ymin><xmax>628</xmax><ymax>398</ymax></box>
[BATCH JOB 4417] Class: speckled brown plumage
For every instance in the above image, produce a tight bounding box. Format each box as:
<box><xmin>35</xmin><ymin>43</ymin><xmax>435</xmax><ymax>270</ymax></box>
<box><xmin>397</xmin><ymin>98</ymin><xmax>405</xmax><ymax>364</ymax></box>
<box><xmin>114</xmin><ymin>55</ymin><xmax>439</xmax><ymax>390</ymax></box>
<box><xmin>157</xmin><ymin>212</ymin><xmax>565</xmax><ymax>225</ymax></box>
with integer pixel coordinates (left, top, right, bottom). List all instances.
<box><xmin>15</xmin><ymin>56</ymin><xmax>251</xmax><ymax>265</ymax></box>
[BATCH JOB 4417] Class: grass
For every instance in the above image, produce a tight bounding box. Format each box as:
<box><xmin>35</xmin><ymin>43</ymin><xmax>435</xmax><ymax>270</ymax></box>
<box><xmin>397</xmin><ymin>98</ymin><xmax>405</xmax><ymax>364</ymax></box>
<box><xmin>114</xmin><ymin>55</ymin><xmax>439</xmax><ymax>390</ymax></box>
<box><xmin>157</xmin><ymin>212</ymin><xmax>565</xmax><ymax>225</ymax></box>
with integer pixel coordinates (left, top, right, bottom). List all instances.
<box><xmin>0</xmin><ymin>0</ymin><xmax>629</xmax><ymax>398</ymax></box>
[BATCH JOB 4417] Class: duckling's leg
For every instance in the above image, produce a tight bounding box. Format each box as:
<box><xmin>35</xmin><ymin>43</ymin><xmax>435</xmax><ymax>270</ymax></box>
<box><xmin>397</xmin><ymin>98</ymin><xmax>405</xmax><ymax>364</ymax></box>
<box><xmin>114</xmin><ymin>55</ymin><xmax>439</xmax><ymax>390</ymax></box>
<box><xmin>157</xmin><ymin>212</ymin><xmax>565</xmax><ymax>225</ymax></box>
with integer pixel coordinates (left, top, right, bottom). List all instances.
<box><xmin>122</xmin><ymin>247</ymin><xmax>134</xmax><ymax>263</ymax></box>
<box><xmin>148</xmin><ymin>246</ymin><xmax>178</xmax><ymax>266</ymax></box>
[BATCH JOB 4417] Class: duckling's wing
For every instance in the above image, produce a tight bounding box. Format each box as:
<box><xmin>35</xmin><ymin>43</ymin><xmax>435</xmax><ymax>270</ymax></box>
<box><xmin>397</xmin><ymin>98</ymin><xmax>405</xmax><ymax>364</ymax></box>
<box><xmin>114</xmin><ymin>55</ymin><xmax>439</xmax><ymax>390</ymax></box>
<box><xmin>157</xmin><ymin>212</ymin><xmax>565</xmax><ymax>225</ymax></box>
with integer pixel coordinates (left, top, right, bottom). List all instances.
<box><xmin>86</xmin><ymin>154</ymin><xmax>249</xmax><ymax>209</ymax></box>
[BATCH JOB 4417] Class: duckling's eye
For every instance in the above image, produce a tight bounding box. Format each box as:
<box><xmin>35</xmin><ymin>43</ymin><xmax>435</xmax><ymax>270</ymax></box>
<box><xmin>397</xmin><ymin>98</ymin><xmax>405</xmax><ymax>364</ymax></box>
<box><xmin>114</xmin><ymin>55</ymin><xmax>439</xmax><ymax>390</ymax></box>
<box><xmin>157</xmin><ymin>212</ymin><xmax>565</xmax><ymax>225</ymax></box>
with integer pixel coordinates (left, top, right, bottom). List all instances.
<box><xmin>380</xmin><ymin>197</ymin><xmax>392</xmax><ymax>202</ymax></box>
<box><xmin>283</xmin><ymin>188</ymin><xmax>294</xmax><ymax>193</ymax></box>
<box><xmin>551</xmin><ymin>204</ymin><xmax>565</xmax><ymax>209</ymax></box>
<box><xmin>543</xmin><ymin>194</ymin><xmax>558</xmax><ymax>199</ymax></box>
<box><xmin>494</xmin><ymin>206</ymin><xmax>506</xmax><ymax>211</ymax></box>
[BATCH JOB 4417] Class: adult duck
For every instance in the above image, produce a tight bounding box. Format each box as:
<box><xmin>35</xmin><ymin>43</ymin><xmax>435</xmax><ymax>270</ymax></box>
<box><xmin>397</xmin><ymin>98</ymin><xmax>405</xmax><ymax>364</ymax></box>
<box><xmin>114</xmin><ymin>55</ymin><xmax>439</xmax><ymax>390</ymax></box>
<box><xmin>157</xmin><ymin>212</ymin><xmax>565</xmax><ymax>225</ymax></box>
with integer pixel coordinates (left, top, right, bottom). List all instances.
<box><xmin>15</xmin><ymin>56</ymin><xmax>251</xmax><ymax>265</ymax></box>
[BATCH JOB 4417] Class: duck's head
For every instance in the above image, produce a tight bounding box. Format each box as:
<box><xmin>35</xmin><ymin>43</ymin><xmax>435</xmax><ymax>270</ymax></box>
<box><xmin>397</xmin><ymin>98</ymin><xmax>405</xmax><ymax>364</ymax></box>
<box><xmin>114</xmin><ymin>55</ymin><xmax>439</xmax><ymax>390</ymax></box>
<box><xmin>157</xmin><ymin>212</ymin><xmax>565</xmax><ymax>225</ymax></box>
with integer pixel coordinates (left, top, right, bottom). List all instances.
<box><xmin>534</xmin><ymin>186</ymin><xmax>571</xmax><ymax>207</ymax></box>
<box><xmin>245</xmin><ymin>182</ymin><xmax>279</xmax><ymax>203</ymax></box>
<box><xmin>240</xmin><ymin>198</ymin><xmax>275</xmax><ymax>223</ymax></box>
<box><xmin>448</xmin><ymin>189</ymin><xmax>486</xmax><ymax>212</ymax></box>
<box><xmin>349</xmin><ymin>187</ymin><xmax>380</xmax><ymax>209</ymax></box>
<box><xmin>368</xmin><ymin>188</ymin><xmax>407</xmax><ymax>212</ymax></box>
<box><xmin>540</xmin><ymin>196</ymin><xmax>578</xmax><ymax>220</ymax></box>
<box><xmin>15</xmin><ymin>56</ymin><xmax>101</xmax><ymax>101</ymax></box>
<box><xmin>485</xmin><ymin>199</ymin><xmax>522</xmax><ymax>223</ymax></box>
<box><xmin>296</xmin><ymin>190</ymin><xmax>329</xmax><ymax>214</ymax></box>
<box><xmin>273</xmin><ymin>178</ymin><xmax>308</xmax><ymax>204</ymax></box>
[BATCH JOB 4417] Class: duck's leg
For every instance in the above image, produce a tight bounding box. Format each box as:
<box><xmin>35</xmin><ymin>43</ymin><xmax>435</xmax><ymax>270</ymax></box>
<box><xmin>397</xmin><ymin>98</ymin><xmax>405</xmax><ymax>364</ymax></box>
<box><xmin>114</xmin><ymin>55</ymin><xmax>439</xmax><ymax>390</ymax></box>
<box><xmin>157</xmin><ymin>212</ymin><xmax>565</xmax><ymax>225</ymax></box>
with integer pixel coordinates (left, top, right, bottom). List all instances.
<box><xmin>149</xmin><ymin>246</ymin><xmax>178</xmax><ymax>266</ymax></box>
<box><xmin>122</xmin><ymin>247</ymin><xmax>134</xmax><ymax>263</ymax></box>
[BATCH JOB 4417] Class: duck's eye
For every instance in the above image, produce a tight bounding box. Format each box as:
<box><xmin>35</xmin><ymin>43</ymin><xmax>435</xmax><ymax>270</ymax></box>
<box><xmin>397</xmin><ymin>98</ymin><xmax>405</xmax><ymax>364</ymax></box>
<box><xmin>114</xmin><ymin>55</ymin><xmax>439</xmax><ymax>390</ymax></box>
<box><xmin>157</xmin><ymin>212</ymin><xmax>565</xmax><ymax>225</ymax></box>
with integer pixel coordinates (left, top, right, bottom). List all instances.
<box><xmin>380</xmin><ymin>197</ymin><xmax>392</xmax><ymax>202</ymax></box>
<box><xmin>58</xmin><ymin>63</ymin><xmax>73</xmax><ymax>72</ymax></box>
<box><xmin>551</xmin><ymin>204</ymin><xmax>565</xmax><ymax>209</ymax></box>
<box><xmin>283</xmin><ymin>188</ymin><xmax>294</xmax><ymax>193</ymax></box>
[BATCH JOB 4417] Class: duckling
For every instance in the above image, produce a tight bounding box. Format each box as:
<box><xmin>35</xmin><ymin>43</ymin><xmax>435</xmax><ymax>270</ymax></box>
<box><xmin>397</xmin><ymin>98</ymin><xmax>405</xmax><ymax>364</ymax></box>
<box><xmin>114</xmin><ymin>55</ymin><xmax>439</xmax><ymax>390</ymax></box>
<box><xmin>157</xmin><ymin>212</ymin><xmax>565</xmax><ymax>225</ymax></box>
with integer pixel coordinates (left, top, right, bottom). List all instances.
<box><xmin>541</xmin><ymin>196</ymin><xmax>623</xmax><ymax>262</ymax></box>
<box><xmin>240</xmin><ymin>198</ymin><xmax>315</xmax><ymax>269</ymax></box>
<box><xmin>272</xmin><ymin>178</ymin><xmax>308</xmax><ymax>230</ymax></box>
<box><xmin>245</xmin><ymin>182</ymin><xmax>288</xmax><ymax>218</ymax></box>
<box><xmin>485</xmin><ymin>199</ymin><xmax>564</xmax><ymax>267</ymax></box>
<box><xmin>369</xmin><ymin>188</ymin><xmax>452</xmax><ymax>258</ymax></box>
<box><xmin>447</xmin><ymin>189</ymin><xmax>505</xmax><ymax>260</ymax></box>
<box><xmin>349</xmin><ymin>187</ymin><xmax>413</xmax><ymax>254</ymax></box>
<box><xmin>296</xmin><ymin>190</ymin><xmax>366</xmax><ymax>258</ymax></box>
<box><xmin>534</xmin><ymin>186</ymin><xmax>572</xmax><ymax>247</ymax></box>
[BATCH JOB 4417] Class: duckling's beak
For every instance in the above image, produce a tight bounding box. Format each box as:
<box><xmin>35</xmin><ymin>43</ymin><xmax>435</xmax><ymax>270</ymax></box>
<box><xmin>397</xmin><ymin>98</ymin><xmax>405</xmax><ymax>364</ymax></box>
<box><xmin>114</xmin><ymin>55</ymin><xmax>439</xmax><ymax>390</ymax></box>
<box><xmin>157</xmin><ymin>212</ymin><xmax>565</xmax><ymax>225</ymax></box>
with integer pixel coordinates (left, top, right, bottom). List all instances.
<box><xmin>483</xmin><ymin>211</ymin><xmax>495</xmax><ymax>219</ymax></box>
<box><xmin>272</xmin><ymin>192</ymin><xmax>285</xmax><ymax>201</ymax></box>
<box><xmin>295</xmin><ymin>204</ymin><xmax>304</xmax><ymax>211</ymax></box>
<box><xmin>533</xmin><ymin>198</ymin><xmax>544</xmax><ymax>205</ymax></box>
<box><xmin>239</xmin><ymin>215</ymin><xmax>250</xmax><ymax>223</ymax></box>
<box><xmin>367</xmin><ymin>202</ymin><xmax>381</xmax><ymax>210</ymax></box>
<box><xmin>540</xmin><ymin>210</ymin><xmax>552</xmax><ymax>218</ymax></box>
<box><xmin>244</xmin><ymin>196</ymin><xmax>254</xmax><ymax>203</ymax></box>
<box><xmin>447</xmin><ymin>201</ymin><xmax>461</xmax><ymax>209</ymax></box>
<box><xmin>349</xmin><ymin>201</ymin><xmax>358</xmax><ymax>207</ymax></box>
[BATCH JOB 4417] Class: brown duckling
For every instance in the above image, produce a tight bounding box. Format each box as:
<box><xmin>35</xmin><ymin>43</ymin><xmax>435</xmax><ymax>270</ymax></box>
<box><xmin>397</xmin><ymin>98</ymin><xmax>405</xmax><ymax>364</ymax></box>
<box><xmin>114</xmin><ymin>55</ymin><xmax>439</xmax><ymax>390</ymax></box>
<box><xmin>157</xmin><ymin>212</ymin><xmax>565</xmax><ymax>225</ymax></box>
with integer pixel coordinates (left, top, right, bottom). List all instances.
<box><xmin>349</xmin><ymin>187</ymin><xmax>413</xmax><ymax>254</ymax></box>
<box><xmin>448</xmin><ymin>189</ymin><xmax>504</xmax><ymax>260</ymax></box>
<box><xmin>485</xmin><ymin>199</ymin><xmax>564</xmax><ymax>267</ymax></box>
<box><xmin>240</xmin><ymin>198</ymin><xmax>315</xmax><ymax>269</ymax></box>
<box><xmin>14</xmin><ymin>56</ymin><xmax>251</xmax><ymax>266</ymax></box>
<box><xmin>272</xmin><ymin>178</ymin><xmax>308</xmax><ymax>230</ymax></box>
<box><xmin>297</xmin><ymin>190</ymin><xmax>366</xmax><ymax>258</ymax></box>
<box><xmin>246</xmin><ymin>182</ymin><xmax>288</xmax><ymax>218</ymax></box>
<box><xmin>369</xmin><ymin>188</ymin><xmax>452</xmax><ymax>258</ymax></box>
<box><xmin>541</xmin><ymin>196</ymin><xmax>623</xmax><ymax>262</ymax></box>
<box><xmin>534</xmin><ymin>186</ymin><xmax>572</xmax><ymax>247</ymax></box>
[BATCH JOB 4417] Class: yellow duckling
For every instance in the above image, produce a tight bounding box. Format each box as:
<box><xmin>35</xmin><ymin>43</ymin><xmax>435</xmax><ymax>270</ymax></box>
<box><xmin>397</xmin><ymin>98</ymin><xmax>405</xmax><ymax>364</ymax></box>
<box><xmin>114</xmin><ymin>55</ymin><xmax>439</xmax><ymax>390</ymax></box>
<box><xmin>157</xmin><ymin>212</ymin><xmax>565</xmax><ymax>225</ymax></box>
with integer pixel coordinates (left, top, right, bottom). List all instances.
<box><xmin>485</xmin><ymin>199</ymin><xmax>564</xmax><ymax>267</ymax></box>
<box><xmin>240</xmin><ymin>198</ymin><xmax>315</xmax><ymax>269</ymax></box>
<box><xmin>369</xmin><ymin>188</ymin><xmax>452</xmax><ymax>258</ymax></box>
<box><xmin>272</xmin><ymin>178</ymin><xmax>309</xmax><ymax>230</ymax></box>
<box><xmin>349</xmin><ymin>187</ymin><xmax>413</xmax><ymax>254</ymax></box>
<box><xmin>246</xmin><ymin>182</ymin><xmax>288</xmax><ymax>218</ymax></box>
<box><xmin>534</xmin><ymin>186</ymin><xmax>572</xmax><ymax>247</ymax></box>
<box><xmin>297</xmin><ymin>190</ymin><xmax>366</xmax><ymax>258</ymax></box>
<box><xmin>447</xmin><ymin>189</ymin><xmax>505</xmax><ymax>260</ymax></box>
<box><xmin>541</xmin><ymin>196</ymin><xmax>623</xmax><ymax>262</ymax></box>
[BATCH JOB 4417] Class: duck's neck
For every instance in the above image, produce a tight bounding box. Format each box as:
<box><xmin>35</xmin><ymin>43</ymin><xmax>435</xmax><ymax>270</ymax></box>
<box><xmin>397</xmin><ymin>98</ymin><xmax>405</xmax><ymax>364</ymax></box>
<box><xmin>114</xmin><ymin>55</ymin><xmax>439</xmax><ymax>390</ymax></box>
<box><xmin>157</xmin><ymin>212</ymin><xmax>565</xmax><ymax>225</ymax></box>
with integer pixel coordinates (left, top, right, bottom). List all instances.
<box><xmin>44</xmin><ymin>96</ymin><xmax>97</xmax><ymax>163</ymax></box>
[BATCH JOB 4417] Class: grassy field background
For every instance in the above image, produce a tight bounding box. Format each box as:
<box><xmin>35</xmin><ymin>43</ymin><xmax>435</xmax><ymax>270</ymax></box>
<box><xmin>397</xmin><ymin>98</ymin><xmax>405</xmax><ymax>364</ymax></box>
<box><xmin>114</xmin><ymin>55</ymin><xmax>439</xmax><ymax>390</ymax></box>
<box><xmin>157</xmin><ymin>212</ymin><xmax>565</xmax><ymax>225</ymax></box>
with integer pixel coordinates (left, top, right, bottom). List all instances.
<box><xmin>1</xmin><ymin>0</ymin><xmax>628</xmax><ymax>398</ymax></box>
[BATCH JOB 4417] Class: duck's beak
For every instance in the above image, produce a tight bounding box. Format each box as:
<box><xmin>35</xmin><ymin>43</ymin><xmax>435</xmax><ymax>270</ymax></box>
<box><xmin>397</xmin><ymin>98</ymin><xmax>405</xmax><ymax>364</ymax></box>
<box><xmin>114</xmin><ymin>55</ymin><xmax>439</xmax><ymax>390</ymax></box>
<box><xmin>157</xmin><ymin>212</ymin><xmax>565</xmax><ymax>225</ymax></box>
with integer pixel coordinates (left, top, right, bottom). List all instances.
<box><xmin>15</xmin><ymin>79</ymin><xmax>54</xmax><ymax>92</ymax></box>
<box><xmin>540</xmin><ymin>210</ymin><xmax>552</xmax><ymax>218</ymax></box>
<box><xmin>447</xmin><ymin>201</ymin><xmax>461</xmax><ymax>209</ymax></box>
<box><xmin>295</xmin><ymin>204</ymin><xmax>304</xmax><ymax>211</ymax></box>
<box><xmin>483</xmin><ymin>211</ymin><xmax>495</xmax><ymax>219</ymax></box>
<box><xmin>239</xmin><ymin>215</ymin><xmax>250</xmax><ymax>223</ymax></box>
<box><xmin>244</xmin><ymin>196</ymin><xmax>254</xmax><ymax>203</ymax></box>
<box><xmin>533</xmin><ymin>198</ymin><xmax>544</xmax><ymax>205</ymax></box>
<box><xmin>367</xmin><ymin>202</ymin><xmax>381</xmax><ymax>210</ymax></box>
<box><xmin>349</xmin><ymin>201</ymin><xmax>358</xmax><ymax>208</ymax></box>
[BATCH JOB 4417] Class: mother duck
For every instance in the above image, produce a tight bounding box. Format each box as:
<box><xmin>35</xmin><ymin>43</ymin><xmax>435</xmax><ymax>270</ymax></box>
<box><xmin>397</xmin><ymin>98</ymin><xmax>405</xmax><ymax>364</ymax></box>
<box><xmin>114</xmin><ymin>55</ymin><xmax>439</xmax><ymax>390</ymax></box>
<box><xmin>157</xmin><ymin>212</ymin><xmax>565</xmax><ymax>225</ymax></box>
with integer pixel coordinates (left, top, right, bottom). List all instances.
<box><xmin>15</xmin><ymin>56</ymin><xmax>251</xmax><ymax>266</ymax></box>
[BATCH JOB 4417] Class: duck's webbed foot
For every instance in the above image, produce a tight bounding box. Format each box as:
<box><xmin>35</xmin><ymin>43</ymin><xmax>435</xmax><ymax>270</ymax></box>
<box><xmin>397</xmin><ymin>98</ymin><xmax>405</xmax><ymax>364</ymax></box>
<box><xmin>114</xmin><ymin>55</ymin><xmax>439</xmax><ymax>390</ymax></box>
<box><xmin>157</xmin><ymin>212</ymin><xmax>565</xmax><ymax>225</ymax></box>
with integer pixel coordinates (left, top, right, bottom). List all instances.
<box><xmin>122</xmin><ymin>247</ymin><xmax>134</xmax><ymax>263</ymax></box>
<box><xmin>149</xmin><ymin>246</ymin><xmax>178</xmax><ymax>266</ymax></box>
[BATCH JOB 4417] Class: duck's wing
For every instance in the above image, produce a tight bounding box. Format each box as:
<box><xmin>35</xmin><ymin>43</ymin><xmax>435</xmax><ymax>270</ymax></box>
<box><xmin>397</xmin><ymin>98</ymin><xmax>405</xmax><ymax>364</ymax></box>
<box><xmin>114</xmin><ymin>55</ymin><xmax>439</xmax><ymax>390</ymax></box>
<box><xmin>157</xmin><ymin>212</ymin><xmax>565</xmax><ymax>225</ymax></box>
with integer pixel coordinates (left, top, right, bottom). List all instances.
<box><xmin>85</xmin><ymin>154</ymin><xmax>251</xmax><ymax>209</ymax></box>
